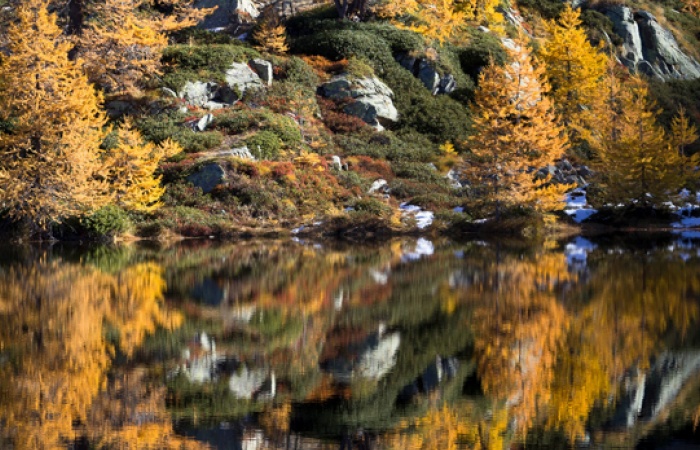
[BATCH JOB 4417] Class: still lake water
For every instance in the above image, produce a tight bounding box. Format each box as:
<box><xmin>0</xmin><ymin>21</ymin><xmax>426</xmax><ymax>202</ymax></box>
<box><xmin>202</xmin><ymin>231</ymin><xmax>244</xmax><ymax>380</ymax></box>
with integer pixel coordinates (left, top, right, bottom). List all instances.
<box><xmin>0</xmin><ymin>235</ymin><xmax>699</xmax><ymax>449</ymax></box>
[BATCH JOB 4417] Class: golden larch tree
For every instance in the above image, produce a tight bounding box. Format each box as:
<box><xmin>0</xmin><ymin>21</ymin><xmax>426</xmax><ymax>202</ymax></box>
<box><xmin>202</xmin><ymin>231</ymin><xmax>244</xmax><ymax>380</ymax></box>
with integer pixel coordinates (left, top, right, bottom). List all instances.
<box><xmin>253</xmin><ymin>7</ymin><xmax>289</xmax><ymax>54</ymax></box>
<box><xmin>0</xmin><ymin>0</ymin><xmax>111</xmax><ymax>234</ymax></box>
<box><xmin>579</xmin><ymin>72</ymin><xmax>685</xmax><ymax>207</ymax></box>
<box><xmin>539</xmin><ymin>5</ymin><xmax>607</xmax><ymax>129</ymax></box>
<box><xmin>107</xmin><ymin>119</ymin><xmax>181</xmax><ymax>212</ymax></box>
<box><xmin>79</xmin><ymin>0</ymin><xmax>214</xmax><ymax>94</ymax></box>
<box><xmin>375</xmin><ymin>0</ymin><xmax>503</xmax><ymax>43</ymax></box>
<box><xmin>468</xmin><ymin>36</ymin><xmax>571</xmax><ymax>216</ymax></box>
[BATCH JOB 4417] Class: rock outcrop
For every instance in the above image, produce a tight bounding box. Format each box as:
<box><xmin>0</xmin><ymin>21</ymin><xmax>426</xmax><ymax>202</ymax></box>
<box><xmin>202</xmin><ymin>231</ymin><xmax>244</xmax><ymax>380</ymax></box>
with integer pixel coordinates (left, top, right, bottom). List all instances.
<box><xmin>224</xmin><ymin>62</ymin><xmax>265</xmax><ymax>98</ymax></box>
<box><xmin>604</xmin><ymin>5</ymin><xmax>700</xmax><ymax>80</ymax></box>
<box><xmin>321</xmin><ymin>75</ymin><xmax>399</xmax><ymax>128</ymax></box>
<box><xmin>187</xmin><ymin>163</ymin><xmax>226</xmax><ymax>193</ymax></box>
<box><xmin>396</xmin><ymin>54</ymin><xmax>456</xmax><ymax>95</ymax></box>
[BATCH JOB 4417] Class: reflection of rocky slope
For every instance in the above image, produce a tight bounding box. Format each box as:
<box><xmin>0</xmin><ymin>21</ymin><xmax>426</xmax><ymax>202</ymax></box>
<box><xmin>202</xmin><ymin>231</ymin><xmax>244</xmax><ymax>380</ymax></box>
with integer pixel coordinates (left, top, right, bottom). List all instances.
<box><xmin>604</xmin><ymin>5</ymin><xmax>700</xmax><ymax>80</ymax></box>
<box><xmin>612</xmin><ymin>351</ymin><xmax>700</xmax><ymax>428</ymax></box>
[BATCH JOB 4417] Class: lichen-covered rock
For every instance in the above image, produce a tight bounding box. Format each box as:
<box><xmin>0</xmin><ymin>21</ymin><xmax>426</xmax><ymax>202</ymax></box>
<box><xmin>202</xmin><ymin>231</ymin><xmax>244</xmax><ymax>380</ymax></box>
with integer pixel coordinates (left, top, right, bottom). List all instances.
<box><xmin>321</xmin><ymin>75</ymin><xmax>398</xmax><ymax>127</ymax></box>
<box><xmin>636</xmin><ymin>11</ymin><xmax>700</xmax><ymax>80</ymax></box>
<box><xmin>604</xmin><ymin>6</ymin><xmax>700</xmax><ymax>80</ymax></box>
<box><xmin>396</xmin><ymin>54</ymin><xmax>457</xmax><ymax>95</ymax></box>
<box><xmin>187</xmin><ymin>163</ymin><xmax>226</xmax><ymax>194</ymax></box>
<box><xmin>179</xmin><ymin>81</ymin><xmax>219</xmax><ymax>107</ymax></box>
<box><xmin>224</xmin><ymin>62</ymin><xmax>265</xmax><ymax>99</ymax></box>
<box><xmin>194</xmin><ymin>0</ymin><xmax>259</xmax><ymax>28</ymax></box>
<box><xmin>249</xmin><ymin>58</ymin><xmax>273</xmax><ymax>86</ymax></box>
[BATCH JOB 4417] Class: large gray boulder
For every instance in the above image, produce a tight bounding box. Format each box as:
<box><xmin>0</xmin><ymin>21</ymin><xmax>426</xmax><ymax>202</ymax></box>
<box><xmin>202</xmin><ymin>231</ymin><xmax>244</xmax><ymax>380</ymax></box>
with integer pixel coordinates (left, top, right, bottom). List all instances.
<box><xmin>320</xmin><ymin>75</ymin><xmax>399</xmax><ymax>128</ymax></box>
<box><xmin>224</xmin><ymin>62</ymin><xmax>265</xmax><ymax>100</ymax></box>
<box><xmin>396</xmin><ymin>54</ymin><xmax>457</xmax><ymax>95</ymax></box>
<box><xmin>249</xmin><ymin>58</ymin><xmax>273</xmax><ymax>86</ymax></box>
<box><xmin>604</xmin><ymin>6</ymin><xmax>700</xmax><ymax>80</ymax></box>
<box><xmin>187</xmin><ymin>163</ymin><xmax>226</xmax><ymax>193</ymax></box>
<box><xmin>179</xmin><ymin>81</ymin><xmax>219</xmax><ymax>108</ymax></box>
<box><xmin>636</xmin><ymin>11</ymin><xmax>700</xmax><ymax>79</ymax></box>
<box><xmin>606</xmin><ymin>6</ymin><xmax>644</xmax><ymax>66</ymax></box>
<box><xmin>194</xmin><ymin>0</ymin><xmax>259</xmax><ymax>29</ymax></box>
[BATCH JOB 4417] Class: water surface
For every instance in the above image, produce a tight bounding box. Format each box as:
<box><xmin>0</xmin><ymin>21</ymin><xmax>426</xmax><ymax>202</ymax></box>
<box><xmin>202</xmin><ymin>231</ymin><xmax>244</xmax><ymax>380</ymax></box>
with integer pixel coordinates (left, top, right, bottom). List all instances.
<box><xmin>0</xmin><ymin>235</ymin><xmax>699</xmax><ymax>449</ymax></box>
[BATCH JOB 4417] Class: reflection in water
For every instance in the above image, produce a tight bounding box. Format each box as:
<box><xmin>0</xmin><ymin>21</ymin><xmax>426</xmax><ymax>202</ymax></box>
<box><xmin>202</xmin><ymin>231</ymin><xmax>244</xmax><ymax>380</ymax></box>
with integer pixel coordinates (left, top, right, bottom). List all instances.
<box><xmin>0</xmin><ymin>237</ymin><xmax>699</xmax><ymax>449</ymax></box>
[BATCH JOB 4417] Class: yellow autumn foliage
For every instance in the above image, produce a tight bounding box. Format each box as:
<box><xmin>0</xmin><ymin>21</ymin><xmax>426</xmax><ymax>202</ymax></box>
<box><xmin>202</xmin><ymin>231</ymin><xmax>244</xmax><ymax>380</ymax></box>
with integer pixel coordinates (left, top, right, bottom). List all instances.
<box><xmin>0</xmin><ymin>0</ymin><xmax>111</xmax><ymax>233</ymax></box>
<box><xmin>107</xmin><ymin>119</ymin><xmax>181</xmax><ymax>212</ymax></box>
<box><xmin>468</xmin><ymin>34</ymin><xmax>571</xmax><ymax>215</ymax></box>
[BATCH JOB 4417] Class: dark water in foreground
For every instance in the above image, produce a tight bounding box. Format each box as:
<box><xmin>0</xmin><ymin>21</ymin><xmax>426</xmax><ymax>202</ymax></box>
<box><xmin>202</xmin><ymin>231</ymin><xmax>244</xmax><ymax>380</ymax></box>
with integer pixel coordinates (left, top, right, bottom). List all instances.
<box><xmin>1</xmin><ymin>235</ymin><xmax>699</xmax><ymax>449</ymax></box>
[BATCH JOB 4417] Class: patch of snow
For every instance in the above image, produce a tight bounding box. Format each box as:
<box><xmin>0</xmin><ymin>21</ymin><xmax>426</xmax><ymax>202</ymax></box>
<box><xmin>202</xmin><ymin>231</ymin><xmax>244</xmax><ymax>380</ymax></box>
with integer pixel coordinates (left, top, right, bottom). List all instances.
<box><xmin>564</xmin><ymin>188</ymin><xmax>597</xmax><ymax>223</ymax></box>
<box><xmin>415</xmin><ymin>211</ymin><xmax>434</xmax><ymax>229</ymax></box>
<box><xmin>400</xmin><ymin>202</ymin><xmax>434</xmax><ymax>229</ymax></box>
<box><xmin>291</xmin><ymin>226</ymin><xmax>304</xmax><ymax>234</ymax></box>
<box><xmin>473</xmin><ymin>218</ymin><xmax>488</xmax><ymax>224</ymax></box>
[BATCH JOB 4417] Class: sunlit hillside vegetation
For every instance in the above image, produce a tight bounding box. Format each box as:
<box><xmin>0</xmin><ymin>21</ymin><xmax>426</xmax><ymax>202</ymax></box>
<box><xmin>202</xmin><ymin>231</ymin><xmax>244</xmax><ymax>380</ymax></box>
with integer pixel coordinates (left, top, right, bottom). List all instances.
<box><xmin>0</xmin><ymin>0</ymin><xmax>698</xmax><ymax>240</ymax></box>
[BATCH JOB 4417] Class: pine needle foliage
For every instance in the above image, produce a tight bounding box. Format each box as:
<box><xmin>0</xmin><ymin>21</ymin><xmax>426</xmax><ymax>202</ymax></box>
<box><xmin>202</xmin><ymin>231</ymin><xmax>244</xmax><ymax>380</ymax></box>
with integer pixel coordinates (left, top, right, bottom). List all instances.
<box><xmin>539</xmin><ymin>5</ymin><xmax>608</xmax><ymax>129</ymax></box>
<box><xmin>0</xmin><ymin>0</ymin><xmax>111</xmax><ymax>234</ymax></box>
<box><xmin>106</xmin><ymin>119</ymin><xmax>182</xmax><ymax>212</ymax></box>
<box><xmin>578</xmin><ymin>67</ymin><xmax>687</xmax><ymax>208</ymax></box>
<box><xmin>468</xmin><ymin>35</ymin><xmax>571</xmax><ymax>216</ymax></box>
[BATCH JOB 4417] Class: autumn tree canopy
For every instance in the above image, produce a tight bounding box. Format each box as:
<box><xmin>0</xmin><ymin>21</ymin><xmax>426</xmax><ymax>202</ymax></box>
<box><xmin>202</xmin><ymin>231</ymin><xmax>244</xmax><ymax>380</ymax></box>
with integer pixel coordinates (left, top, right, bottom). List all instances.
<box><xmin>0</xmin><ymin>0</ymin><xmax>111</xmax><ymax>234</ymax></box>
<box><xmin>579</xmin><ymin>69</ymin><xmax>688</xmax><ymax>207</ymax></box>
<box><xmin>539</xmin><ymin>5</ymin><xmax>607</xmax><ymax>129</ymax></box>
<box><xmin>468</xmin><ymin>36</ymin><xmax>571</xmax><ymax>215</ymax></box>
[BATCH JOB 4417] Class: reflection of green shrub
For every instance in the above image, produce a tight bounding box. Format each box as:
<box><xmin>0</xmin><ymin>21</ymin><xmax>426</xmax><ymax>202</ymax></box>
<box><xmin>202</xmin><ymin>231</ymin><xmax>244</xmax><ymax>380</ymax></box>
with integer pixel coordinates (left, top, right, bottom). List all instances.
<box><xmin>81</xmin><ymin>205</ymin><xmax>131</xmax><ymax>237</ymax></box>
<box><xmin>246</xmin><ymin>130</ymin><xmax>283</xmax><ymax>160</ymax></box>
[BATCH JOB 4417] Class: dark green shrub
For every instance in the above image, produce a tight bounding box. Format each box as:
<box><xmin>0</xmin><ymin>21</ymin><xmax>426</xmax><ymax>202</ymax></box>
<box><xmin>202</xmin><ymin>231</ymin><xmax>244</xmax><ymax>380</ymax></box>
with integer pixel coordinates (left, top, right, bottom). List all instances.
<box><xmin>350</xmin><ymin>198</ymin><xmax>392</xmax><ymax>216</ymax></box>
<box><xmin>517</xmin><ymin>0</ymin><xmax>565</xmax><ymax>19</ymax></box>
<box><xmin>215</xmin><ymin>109</ymin><xmax>303</xmax><ymax>147</ymax></box>
<box><xmin>391</xmin><ymin>161</ymin><xmax>446</xmax><ymax>184</ymax></box>
<box><xmin>397</xmin><ymin>94</ymin><xmax>471</xmax><ymax>143</ymax></box>
<box><xmin>458</xmin><ymin>31</ymin><xmax>507</xmax><ymax>83</ymax></box>
<box><xmin>81</xmin><ymin>205</ymin><xmax>131</xmax><ymax>237</ymax></box>
<box><xmin>137</xmin><ymin>112</ymin><xmax>223</xmax><ymax>153</ymax></box>
<box><xmin>281</xmin><ymin>56</ymin><xmax>320</xmax><ymax>88</ymax></box>
<box><xmin>336</xmin><ymin>169</ymin><xmax>369</xmax><ymax>191</ymax></box>
<box><xmin>162</xmin><ymin>44</ymin><xmax>260</xmax><ymax>72</ymax></box>
<box><xmin>410</xmin><ymin>193</ymin><xmax>460</xmax><ymax>210</ymax></box>
<box><xmin>581</xmin><ymin>10</ymin><xmax>621</xmax><ymax>46</ymax></box>
<box><xmin>170</xmin><ymin>28</ymin><xmax>238</xmax><ymax>45</ymax></box>
<box><xmin>388</xmin><ymin>179</ymin><xmax>436</xmax><ymax>198</ymax></box>
<box><xmin>246</xmin><ymin>130</ymin><xmax>283</xmax><ymax>159</ymax></box>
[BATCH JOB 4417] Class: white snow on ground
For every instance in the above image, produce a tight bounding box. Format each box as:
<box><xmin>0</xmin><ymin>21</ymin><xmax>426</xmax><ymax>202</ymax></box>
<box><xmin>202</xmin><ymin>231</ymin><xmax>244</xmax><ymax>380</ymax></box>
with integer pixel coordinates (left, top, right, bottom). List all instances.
<box><xmin>401</xmin><ymin>238</ymin><xmax>435</xmax><ymax>262</ymax></box>
<box><xmin>564</xmin><ymin>188</ymin><xmax>598</xmax><ymax>224</ymax></box>
<box><xmin>400</xmin><ymin>203</ymin><xmax>434</xmax><ymax>229</ymax></box>
<box><xmin>565</xmin><ymin>237</ymin><xmax>597</xmax><ymax>268</ymax></box>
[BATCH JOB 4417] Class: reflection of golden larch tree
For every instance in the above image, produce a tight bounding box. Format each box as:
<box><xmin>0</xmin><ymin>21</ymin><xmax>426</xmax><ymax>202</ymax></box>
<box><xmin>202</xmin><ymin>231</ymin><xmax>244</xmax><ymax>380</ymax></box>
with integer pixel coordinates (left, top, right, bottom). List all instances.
<box><xmin>0</xmin><ymin>258</ymin><xmax>186</xmax><ymax>448</ymax></box>
<box><xmin>470</xmin><ymin>249</ymin><xmax>571</xmax><ymax>432</ymax></box>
